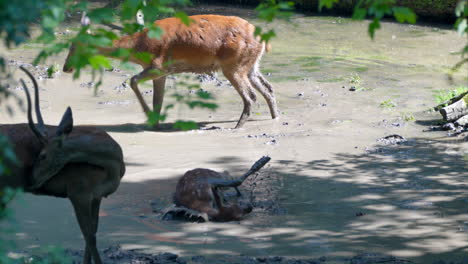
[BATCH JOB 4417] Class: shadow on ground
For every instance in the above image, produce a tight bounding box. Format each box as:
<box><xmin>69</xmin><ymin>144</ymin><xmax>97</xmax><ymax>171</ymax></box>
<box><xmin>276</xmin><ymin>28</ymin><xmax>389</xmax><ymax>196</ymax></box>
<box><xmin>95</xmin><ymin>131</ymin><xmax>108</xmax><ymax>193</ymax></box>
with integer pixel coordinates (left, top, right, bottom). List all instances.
<box><xmin>80</xmin><ymin>136</ymin><xmax>468</xmax><ymax>264</ymax></box>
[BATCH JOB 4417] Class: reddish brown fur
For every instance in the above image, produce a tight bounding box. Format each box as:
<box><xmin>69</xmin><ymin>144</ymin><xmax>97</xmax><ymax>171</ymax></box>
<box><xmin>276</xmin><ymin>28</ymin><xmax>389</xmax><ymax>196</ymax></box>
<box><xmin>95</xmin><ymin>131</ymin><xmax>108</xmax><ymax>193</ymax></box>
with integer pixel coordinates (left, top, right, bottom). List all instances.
<box><xmin>64</xmin><ymin>14</ymin><xmax>279</xmax><ymax>128</ymax></box>
<box><xmin>174</xmin><ymin>168</ymin><xmax>252</xmax><ymax>222</ymax></box>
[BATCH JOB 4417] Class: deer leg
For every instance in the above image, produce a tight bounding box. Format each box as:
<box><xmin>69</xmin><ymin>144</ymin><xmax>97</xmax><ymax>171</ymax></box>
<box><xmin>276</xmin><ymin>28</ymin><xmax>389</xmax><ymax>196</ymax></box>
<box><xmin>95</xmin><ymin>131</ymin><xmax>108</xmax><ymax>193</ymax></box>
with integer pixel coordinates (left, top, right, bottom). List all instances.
<box><xmin>151</xmin><ymin>76</ymin><xmax>166</xmax><ymax>127</ymax></box>
<box><xmin>249</xmin><ymin>70</ymin><xmax>279</xmax><ymax>119</ymax></box>
<box><xmin>130</xmin><ymin>68</ymin><xmax>165</xmax><ymax>118</ymax></box>
<box><xmin>83</xmin><ymin>198</ymin><xmax>101</xmax><ymax>263</ymax></box>
<box><xmin>208</xmin><ymin>178</ymin><xmax>244</xmax><ymax>188</ymax></box>
<box><xmin>208</xmin><ymin>156</ymin><xmax>270</xmax><ymax>189</ymax></box>
<box><xmin>162</xmin><ymin>205</ymin><xmax>210</xmax><ymax>222</ymax></box>
<box><xmin>223</xmin><ymin>71</ymin><xmax>255</xmax><ymax>128</ymax></box>
<box><xmin>70</xmin><ymin>196</ymin><xmax>102</xmax><ymax>264</ymax></box>
<box><xmin>91</xmin><ymin>198</ymin><xmax>101</xmax><ymax>236</ymax></box>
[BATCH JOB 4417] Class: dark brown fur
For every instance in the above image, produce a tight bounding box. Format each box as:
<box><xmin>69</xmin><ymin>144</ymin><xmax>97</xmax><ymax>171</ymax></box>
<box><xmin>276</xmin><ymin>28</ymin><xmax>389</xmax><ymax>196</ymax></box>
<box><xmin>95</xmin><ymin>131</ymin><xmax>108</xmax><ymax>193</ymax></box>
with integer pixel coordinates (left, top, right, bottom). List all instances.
<box><xmin>0</xmin><ymin>68</ymin><xmax>125</xmax><ymax>264</ymax></box>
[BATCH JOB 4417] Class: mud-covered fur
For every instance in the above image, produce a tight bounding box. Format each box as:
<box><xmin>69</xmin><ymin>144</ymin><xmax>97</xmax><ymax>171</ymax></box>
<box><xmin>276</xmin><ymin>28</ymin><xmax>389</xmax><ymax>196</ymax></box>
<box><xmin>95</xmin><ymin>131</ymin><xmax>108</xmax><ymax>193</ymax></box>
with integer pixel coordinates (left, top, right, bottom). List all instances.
<box><xmin>164</xmin><ymin>156</ymin><xmax>271</xmax><ymax>222</ymax></box>
<box><xmin>173</xmin><ymin>168</ymin><xmax>253</xmax><ymax>222</ymax></box>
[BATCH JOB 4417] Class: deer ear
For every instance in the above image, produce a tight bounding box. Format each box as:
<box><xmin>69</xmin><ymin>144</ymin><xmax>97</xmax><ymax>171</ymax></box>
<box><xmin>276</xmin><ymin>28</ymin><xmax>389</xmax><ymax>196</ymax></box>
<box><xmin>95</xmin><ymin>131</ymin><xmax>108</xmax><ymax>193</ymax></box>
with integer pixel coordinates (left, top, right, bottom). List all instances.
<box><xmin>56</xmin><ymin>107</ymin><xmax>73</xmax><ymax>136</ymax></box>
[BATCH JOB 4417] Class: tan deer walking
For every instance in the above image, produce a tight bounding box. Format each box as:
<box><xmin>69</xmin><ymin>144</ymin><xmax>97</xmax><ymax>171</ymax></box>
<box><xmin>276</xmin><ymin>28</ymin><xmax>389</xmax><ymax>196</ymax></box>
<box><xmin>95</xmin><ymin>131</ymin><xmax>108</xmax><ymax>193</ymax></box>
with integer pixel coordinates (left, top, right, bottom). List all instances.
<box><xmin>0</xmin><ymin>67</ymin><xmax>125</xmax><ymax>264</ymax></box>
<box><xmin>63</xmin><ymin>14</ymin><xmax>279</xmax><ymax>128</ymax></box>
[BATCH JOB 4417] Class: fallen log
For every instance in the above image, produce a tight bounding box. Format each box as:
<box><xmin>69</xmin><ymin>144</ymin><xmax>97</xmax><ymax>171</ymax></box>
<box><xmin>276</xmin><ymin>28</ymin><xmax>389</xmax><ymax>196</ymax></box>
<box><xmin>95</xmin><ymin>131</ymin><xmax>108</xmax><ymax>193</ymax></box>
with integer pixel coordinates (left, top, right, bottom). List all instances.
<box><xmin>434</xmin><ymin>91</ymin><xmax>468</xmax><ymax>111</ymax></box>
<box><xmin>439</xmin><ymin>93</ymin><xmax>468</xmax><ymax>122</ymax></box>
<box><xmin>455</xmin><ymin>115</ymin><xmax>468</xmax><ymax>127</ymax></box>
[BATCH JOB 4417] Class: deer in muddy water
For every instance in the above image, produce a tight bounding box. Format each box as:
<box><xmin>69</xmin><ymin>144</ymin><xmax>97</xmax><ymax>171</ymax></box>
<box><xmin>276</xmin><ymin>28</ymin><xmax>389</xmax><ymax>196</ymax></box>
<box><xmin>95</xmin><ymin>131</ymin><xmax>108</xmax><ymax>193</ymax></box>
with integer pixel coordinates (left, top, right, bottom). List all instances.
<box><xmin>62</xmin><ymin>14</ymin><xmax>279</xmax><ymax>129</ymax></box>
<box><xmin>163</xmin><ymin>156</ymin><xmax>270</xmax><ymax>222</ymax></box>
<box><xmin>0</xmin><ymin>67</ymin><xmax>125</xmax><ymax>264</ymax></box>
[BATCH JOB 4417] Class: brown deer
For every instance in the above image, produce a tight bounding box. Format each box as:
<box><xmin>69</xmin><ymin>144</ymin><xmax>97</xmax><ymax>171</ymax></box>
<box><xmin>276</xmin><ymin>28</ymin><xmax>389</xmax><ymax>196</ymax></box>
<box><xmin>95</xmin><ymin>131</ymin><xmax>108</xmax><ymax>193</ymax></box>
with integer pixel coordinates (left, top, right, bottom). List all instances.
<box><xmin>0</xmin><ymin>67</ymin><xmax>125</xmax><ymax>264</ymax></box>
<box><xmin>163</xmin><ymin>156</ymin><xmax>270</xmax><ymax>222</ymax></box>
<box><xmin>63</xmin><ymin>14</ymin><xmax>279</xmax><ymax>129</ymax></box>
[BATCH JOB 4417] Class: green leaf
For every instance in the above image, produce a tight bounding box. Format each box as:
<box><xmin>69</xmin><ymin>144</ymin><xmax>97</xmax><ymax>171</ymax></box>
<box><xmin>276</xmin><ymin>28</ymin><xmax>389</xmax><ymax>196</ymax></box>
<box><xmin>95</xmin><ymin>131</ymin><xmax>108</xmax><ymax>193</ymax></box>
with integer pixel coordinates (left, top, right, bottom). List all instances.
<box><xmin>111</xmin><ymin>48</ymin><xmax>131</xmax><ymax>59</ymax></box>
<box><xmin>196</xmin><ymin>89</ymin><xmax>214</xmax><ymax>99</ymax></box>
<box><xmin>174</xmin><ymin>11</ymin><xmax>193</xmax><ymax>26</ymax></box>
<box><xmin>457</xmin><ymin>18</ymin><xmax>467</xmax><ymax>36</ymax></box>
<box><xmin>319</xmin><ymin>0</ymin><xmax>339</xmax><ymax>11</ymax></box>
<box><xmin>260</xmin><ymin>29</ymin><xmax>276</xmax><ymax>43</ymax></box>
<box><xmin>352</xmin><ymin>7</ymin><xmax>367</xmax><ymax>20</ymax></box>
<box><xmin>186</xmin><ymin>101</ymin><xmax>218</xmax><ymax>110</ymax></box>
<box><xmin>88</xmin><ymin>8</ymin><xmax>115</xmax><ymax>24</ymax></box>
<box><xmin>147</xmin><ymin>111</ymin><xmax>166</xmax><ymax>126</ymax></box>
<box><xmin>95</xmin><ymin>29</ymin><xmax>119</xmax><ymax>41</ymax></box>
<box><xmin>393</xmin><ymin>7</ymin><xmax>417</xmax><ymax>24</ymax></box>
<box><xmin>148</xmin><ymin>25</ymin><xmax>164</xmax><ymax>39</ymax></box>
<box><xmin>89</xmin><ymin>55</ymin><xmax>112</xmax><ymax>70</ymax></box>
<box><xmin>69</xmin><ymin>1</ymin><xmax>88</xmax><ymax>12</ymax></box>
<box><xmin>42</xmin><ymin>16</ymin><xmax>59</xmax><ymax>29</ymax></box>
<box><xmin>173</xmin><ymin>120</ymin><xmax>198</xmax><ymax>131</ymax></box>
<box><xmin>123</xmin><ymin>23</ymin><xmax>145</xmax><ymax>34</ymax></box>
<box><xmin>50</xmin><ymin>6</ymin><xmax>63</xmax><ymax>20</ymax></box>
<box><xmin>134</xmin><ymin>52</ymin><xmax>154</xmax><ymax>64</ymax></box>
<box><xmin>455</xmin><ymin>0</ymin><xmax>466</xmax><ymax>17</ymax></box>
<box><xmin>368</xmin><ymin>18</ymin><xmax>381</xmax><ymax>39</ymax></box>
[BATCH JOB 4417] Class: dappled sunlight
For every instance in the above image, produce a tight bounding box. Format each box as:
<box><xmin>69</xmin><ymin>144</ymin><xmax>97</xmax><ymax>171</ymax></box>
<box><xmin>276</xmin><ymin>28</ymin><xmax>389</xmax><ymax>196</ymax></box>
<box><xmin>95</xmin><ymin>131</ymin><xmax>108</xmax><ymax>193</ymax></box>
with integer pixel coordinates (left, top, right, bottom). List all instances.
<box><xmin>122</xmin><ymin>169</ymin><xmax>182</xmax><ymax>183</ymax></box>
<box><xmin>33</xmin><ymin>135</ymin><xmax>461</xmax><ymax>262</ymax></box>
<box><xmin>2</xmin><ymin>4</ymin><xmax>466</xmax><ymax>263</ymax></box>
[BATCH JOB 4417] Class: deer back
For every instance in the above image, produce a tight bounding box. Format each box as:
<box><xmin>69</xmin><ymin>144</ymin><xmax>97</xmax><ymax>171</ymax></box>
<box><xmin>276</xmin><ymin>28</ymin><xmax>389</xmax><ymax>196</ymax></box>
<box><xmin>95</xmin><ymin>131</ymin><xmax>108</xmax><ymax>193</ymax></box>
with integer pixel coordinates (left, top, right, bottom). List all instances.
<box><xmin>0</xmin><ymin>124</ymin><xmax>125</xmax><ymax>192</ymax></box>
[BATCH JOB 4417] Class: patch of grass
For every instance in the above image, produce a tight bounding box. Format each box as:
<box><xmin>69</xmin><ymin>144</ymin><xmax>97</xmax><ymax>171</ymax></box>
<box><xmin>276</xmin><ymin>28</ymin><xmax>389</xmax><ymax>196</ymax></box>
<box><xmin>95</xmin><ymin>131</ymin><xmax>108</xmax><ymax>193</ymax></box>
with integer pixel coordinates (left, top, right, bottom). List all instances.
<box><xmin>351</xmin><ymin>66</ymin><xmax>368</xmax><ymax>72</ymax></box>
<box><xmin>271</xmin><ymin>76</ymin><xmax>303</xmax><ymax>82</ymax></box>
<box><xmin>331</xmin><ymin>57</ymin><xmax>345</xmax><ymax>62</ymax></box>
<box><xmin>294</xmin><ymin>56</ymin><xmax>322</xmax><ymax>63</ymax></box>
<box><xmin>261</xmin><ymin>68</ymin><xmax>278</xmax><ymax>73</ymax></box>
<box><xmin>433</xmin><ymin>86</ymin><xmax>468</xmax><ymax>105</ymax></box>
<box><xmin>349</xmin><ymin>73</ymin><xmax>361</xmax><ymax>86</ymax></box>
<box><xmin>380</xmin><ymin>99</ymin><xmax>397</xmax><ymax>108</ymax></box>
<box><xmin>407</xmin><ymin>30</ymin><xmax>427</xmax><ymax>37</ymax></box>
<box><xmin>47</xmin><ymin>63</ymin><xmax>60</xmax><ymax>78</ymax></box>
<box><xmin>401</xmin><ymin>112</ymin><xmax>415</xmax><ymax>122</ymax></box>
<box><xmin>273</xmin><ymin>63</ymin><xmax>289</xmax><ymax>67</ymax></box>
<box><xmin>317</xmin><ymin>77</ymin><xmax>345</xmax><ymax>83</ymax></box>
<box><xmin>303</xmin><ymin>61</ymin><xmax>321</xmax><ymax>67</ymax></box>
<box><xmin>347</xmin><ymin>73</ymin><xmax>372</xmax><ymax>91</ymax></box>
<box><xmin>370</xmin><ymin>55</ymin><xmax>390</xmax><ymax>61</ymax></box>
<box><xmin>304</xmin><ymin>68</ymin><xmax>321</xmax><ymax>72</ymax></box>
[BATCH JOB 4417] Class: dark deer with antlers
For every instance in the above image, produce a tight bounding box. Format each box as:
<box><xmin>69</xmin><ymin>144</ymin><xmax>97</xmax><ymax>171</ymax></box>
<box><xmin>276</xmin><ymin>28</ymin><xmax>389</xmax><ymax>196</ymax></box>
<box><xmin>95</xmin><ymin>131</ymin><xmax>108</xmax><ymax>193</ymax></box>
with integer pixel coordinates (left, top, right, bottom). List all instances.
<box><xmin>0</xmin><ymin>67</ymin><xmax>125</xmax><ymax>264</ymax></box>
<box><xmin>63</xmin><ymin>14</ymin><xmax>279</xmax><ymax>129</ymax></box>
<box><xmin>163</xmin><ymin>156</ymin><xmax>270</xmax><ymax>222</ymax></box>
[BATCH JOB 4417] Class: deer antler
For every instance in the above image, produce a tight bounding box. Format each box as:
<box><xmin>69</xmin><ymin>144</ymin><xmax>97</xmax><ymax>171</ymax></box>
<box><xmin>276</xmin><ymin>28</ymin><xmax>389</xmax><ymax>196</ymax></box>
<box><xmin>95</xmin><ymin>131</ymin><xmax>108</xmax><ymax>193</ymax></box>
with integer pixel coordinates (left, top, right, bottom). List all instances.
<box><xmin>19</xmin><ymin>66</ymin><xmax>48</xmax><ymax>142</ymax></box>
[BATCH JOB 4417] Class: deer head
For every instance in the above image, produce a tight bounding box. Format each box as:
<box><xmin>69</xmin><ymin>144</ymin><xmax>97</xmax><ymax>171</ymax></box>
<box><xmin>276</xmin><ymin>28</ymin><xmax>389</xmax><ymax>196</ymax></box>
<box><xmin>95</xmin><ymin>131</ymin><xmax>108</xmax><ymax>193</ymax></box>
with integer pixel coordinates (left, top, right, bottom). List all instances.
<box><xmin>218</xmin><ymin>200</ymin><xmax>252</xmax><ymax>222</ymax></box>
<box><xmin>62</xmin><ymin>12</ymin><xmax>90</xmax><ymax>73</ymax></box>
<box><xmin>20</xmin><ymin>66</ymin><xmax>75</xmax><ymax>189</ymax></box>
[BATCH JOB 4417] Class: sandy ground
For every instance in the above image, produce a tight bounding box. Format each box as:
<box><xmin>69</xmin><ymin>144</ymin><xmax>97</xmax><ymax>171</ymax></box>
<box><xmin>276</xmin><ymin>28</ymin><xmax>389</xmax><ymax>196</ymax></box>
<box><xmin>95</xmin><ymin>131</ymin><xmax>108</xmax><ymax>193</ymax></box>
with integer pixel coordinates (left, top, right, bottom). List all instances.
<box><xmin>1</xmin><ymin>5</ymin><xmax>468</xmax><ymax>264</ymax></box>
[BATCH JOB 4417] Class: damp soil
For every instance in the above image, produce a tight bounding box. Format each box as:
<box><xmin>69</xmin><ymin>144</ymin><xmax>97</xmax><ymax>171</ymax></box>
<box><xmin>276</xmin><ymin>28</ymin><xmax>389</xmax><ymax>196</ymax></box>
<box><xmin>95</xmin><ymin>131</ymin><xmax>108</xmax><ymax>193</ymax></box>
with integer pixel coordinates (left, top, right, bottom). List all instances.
<box><xmin>1</xmin><ymin>4</ymin><xmax>467</xmax><ymax>264</ymax></box>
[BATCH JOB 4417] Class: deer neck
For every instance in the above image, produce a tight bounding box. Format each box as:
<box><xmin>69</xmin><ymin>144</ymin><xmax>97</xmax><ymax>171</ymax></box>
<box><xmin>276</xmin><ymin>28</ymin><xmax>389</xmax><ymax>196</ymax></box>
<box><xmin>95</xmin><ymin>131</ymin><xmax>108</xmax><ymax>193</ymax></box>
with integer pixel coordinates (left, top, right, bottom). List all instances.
<box><xmin>97</xmin><ymin>34</ymin><xmax>157</xmax><ymax>66</ymax></box>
